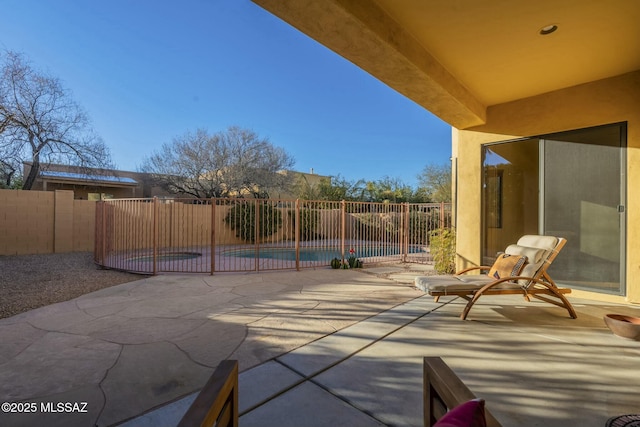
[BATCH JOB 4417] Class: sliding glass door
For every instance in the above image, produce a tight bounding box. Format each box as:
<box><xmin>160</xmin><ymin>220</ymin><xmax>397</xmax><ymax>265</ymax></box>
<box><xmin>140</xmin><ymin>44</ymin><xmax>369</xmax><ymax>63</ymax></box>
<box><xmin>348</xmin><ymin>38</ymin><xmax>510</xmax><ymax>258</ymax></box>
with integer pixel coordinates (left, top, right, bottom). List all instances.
<box><xmin>482</xmin><ymin>139</ymin><xmax>539</xmax><ymax>263</ymax></box>
<box><xmin>482</xmin><ymin>123</ymin><xmax>626</xmax><ymax>295</ymax></box>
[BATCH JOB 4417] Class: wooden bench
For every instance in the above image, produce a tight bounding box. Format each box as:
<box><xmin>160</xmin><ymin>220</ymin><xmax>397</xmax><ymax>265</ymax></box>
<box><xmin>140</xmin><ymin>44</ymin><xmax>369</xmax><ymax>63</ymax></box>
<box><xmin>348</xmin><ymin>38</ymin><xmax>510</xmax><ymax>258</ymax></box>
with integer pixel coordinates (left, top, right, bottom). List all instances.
<box><xmin>423</xmin><ymin>357</ymin><xmax>502</xmax><ymax>427</ymax></box>
<box><xmin>178</xmin><ymin>360</ymin><xmax>239</xmax><ymax>427</ymax></box>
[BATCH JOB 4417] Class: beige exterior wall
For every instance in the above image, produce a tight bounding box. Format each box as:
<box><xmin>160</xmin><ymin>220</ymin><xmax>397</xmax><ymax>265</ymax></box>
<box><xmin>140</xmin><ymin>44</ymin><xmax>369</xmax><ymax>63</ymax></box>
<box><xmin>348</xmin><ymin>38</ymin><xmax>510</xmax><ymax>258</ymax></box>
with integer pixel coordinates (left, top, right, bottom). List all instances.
<box><xmin>0</xmin><ymin>189</ymin><xmax>97</xmax><ymax>255</ymax></box>
<box><xmin>454</xmin><ymin>71</ymin><xmax>640</xmax><ymax>304</ymax></box>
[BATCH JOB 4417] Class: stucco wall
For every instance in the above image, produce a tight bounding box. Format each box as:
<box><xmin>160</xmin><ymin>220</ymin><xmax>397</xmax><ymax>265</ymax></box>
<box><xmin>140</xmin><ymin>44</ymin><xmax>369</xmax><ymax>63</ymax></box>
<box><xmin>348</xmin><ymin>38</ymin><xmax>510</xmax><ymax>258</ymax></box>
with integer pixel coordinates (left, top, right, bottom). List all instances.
<box><xmin>454</xmin><ymin>71</ymin><xmax>640</xmax><ymax>304</ymax></box>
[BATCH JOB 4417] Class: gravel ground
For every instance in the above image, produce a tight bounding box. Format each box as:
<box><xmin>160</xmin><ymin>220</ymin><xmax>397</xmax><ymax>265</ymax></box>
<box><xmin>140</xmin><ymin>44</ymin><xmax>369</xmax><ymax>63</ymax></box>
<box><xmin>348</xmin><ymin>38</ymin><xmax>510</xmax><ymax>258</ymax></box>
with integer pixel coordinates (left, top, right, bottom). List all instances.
<box><xmin>0</xmin><ymin>252</ymin><xmax>143</xmax><ymax>319</ymax></box>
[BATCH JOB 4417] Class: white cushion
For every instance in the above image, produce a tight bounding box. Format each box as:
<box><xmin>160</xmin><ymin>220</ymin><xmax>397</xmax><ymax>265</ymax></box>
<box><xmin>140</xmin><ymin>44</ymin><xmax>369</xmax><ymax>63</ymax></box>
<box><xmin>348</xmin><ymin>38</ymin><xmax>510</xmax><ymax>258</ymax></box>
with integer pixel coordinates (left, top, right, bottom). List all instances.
<box><xmin>517</xmin><ymin>235</ymin><xmax>558</xmax><ymax>251</ymax></box>
<box><xmin>415</xmin><ymin>275</ymin><xmax>520</xmax><ymax>294</ymax></box>
<box><xmin>455</xmin><ymin>274</ymin><xmax>495</xmax><ymax>284</ymax></box>
<box><xmin>504</xmin><ymin>244</ymin><xmax>545</xmax><ymax>264</ymax></box>
<box><xmin>508</xmin><ymin>236</ymin><xmax>560</xmax><ymax>284</ymax></box>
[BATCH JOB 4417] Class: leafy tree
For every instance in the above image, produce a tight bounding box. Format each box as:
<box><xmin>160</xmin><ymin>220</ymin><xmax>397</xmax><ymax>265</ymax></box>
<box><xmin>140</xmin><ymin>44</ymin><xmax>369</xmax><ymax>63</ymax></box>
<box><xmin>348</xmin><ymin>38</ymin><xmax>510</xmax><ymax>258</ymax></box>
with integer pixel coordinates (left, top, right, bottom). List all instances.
<box><xmin>0</xmin><ymin>159</ymin><xmax>17</xmax><ymax>188</ymax></box>
<box><xmin>363</xmin><ymin>176</ymin><xmax>418</xmax><ymax>203</ymax></box>
<box><xmin>295</xmin><ymin>174</ymin><xmax>366</xmax><ymax>201</ymax></box>
<box><xmin>417</xmin><ymin>163</ymin><xmax>452</xmax><ymax>202</ymax></box>
<box><xmin>141</xmin><ymin>126</ymin><xmax>295</xmax><ymax>198</ymax></box>
<box><xmin>0</xmin><ymin>51</ymin><xmax>113</xmax><ymax>189</ymax></box>
<box><xmin>294</xmin><ymin>174</ymin><xmax>431</xmax><ymax>203</ymax></box>
<box><xmin>292</xmin><ymin>174</ymin><xmax>322</xmax><ymax>200</ymax></box>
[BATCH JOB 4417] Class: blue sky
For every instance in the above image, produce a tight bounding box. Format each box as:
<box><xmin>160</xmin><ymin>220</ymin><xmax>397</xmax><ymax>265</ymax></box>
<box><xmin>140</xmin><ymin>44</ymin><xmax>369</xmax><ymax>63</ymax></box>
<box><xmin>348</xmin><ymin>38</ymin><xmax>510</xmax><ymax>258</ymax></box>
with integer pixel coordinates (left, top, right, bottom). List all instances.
<box><xmin>0</xmin><ymin>0</ymin><xmax>452</xmax><ymax>187</ymax></box>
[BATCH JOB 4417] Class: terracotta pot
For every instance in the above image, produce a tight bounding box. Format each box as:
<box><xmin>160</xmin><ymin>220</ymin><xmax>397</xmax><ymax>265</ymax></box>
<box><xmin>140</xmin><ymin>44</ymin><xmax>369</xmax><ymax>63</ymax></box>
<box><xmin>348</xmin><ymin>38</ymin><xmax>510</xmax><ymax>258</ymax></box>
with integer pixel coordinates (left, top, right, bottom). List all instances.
<box><xmin>603</xmin><ymin>314</ymin><xmax>640</xmax><ymax>340</ymax></box>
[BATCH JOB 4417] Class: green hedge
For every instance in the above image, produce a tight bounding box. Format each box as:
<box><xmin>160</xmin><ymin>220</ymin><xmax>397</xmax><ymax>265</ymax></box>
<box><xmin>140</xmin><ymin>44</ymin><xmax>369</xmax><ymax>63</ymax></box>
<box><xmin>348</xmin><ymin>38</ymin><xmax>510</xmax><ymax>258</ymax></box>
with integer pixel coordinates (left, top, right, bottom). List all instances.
<box><xmin>224</xmin><ymin>202</ymin><xmax>282</xmax><ymax>243</ymax></box>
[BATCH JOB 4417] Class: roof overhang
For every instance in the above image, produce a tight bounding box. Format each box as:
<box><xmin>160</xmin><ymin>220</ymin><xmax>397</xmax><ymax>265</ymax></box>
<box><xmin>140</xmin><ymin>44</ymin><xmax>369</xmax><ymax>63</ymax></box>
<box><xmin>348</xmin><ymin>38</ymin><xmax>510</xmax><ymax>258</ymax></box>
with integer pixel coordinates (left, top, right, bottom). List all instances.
<box><xmin>251</xmin><ymin>0</ymin><xmax>640</xmax><ymax>129</ymax></box>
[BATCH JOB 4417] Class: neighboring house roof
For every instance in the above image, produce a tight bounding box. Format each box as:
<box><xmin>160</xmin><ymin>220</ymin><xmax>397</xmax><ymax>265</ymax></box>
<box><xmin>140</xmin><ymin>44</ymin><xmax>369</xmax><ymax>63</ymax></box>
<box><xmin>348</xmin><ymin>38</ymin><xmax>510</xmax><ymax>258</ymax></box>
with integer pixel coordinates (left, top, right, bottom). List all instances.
<box><xmin>39</xmin><ymin>170</ymin><xmax>139</xmax><ymax>187</ymax></box>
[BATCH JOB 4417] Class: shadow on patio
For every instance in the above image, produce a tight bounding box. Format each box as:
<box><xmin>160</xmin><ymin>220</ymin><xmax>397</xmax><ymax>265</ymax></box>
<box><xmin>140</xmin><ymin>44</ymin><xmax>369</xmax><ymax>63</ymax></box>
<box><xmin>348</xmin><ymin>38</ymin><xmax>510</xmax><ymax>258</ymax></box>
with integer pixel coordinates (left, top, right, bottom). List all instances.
<box><xmin>134</xmin><ymin>293</ymin><xmax>640</xmax><ymax>427</ymax></box>
<box><xmin>1</xmin><ymin>267</ymin><xmax>639</xmax><ymax>427</ymax></box>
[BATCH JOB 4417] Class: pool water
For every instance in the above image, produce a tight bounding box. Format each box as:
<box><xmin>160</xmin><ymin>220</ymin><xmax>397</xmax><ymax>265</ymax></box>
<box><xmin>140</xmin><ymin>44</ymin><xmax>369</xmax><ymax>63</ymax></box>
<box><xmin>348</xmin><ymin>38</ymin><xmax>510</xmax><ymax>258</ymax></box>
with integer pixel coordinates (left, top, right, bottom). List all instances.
<box><xmin>226</xmin><ymin>246</ymin><xmax>418</xmax><ymax>262</ymax></box>
<box><xmin>225</xmin><ymin>247</ymin><xmax>336</xmax><ymax>261</ymax></box>
<box><xmin>128</xmin><ymin>252</ymin><xmax>202</xmax><ymax>262</ymax></box>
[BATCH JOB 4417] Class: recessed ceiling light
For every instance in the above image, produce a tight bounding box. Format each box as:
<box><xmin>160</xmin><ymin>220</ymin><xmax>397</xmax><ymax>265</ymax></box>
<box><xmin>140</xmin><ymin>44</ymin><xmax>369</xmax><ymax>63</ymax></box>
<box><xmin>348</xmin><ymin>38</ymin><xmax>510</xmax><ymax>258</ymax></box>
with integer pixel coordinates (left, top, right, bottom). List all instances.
<box><xmin>539</xmin><ymin>24</ymin><xmax>558</xmax><ymax>35</ymax></box>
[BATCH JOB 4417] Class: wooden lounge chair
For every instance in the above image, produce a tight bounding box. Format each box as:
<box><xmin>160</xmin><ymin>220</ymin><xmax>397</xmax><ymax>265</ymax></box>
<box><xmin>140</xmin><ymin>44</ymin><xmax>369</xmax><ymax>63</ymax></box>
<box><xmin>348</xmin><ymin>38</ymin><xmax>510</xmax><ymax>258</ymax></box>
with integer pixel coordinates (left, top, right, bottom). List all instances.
<box><xmin>178</xmin><ymin>360</ymin><xmax>239</xmax><ymax>427</ymax></box>
<box><xmin>424</xmin><ymin>356</ymin><xmax>502</xmax><ymax>427</ymax></box>
<box><xmin>415</xmin><ymin>235</ymin><xmax>577</xmax><ymax>320</ymax></box>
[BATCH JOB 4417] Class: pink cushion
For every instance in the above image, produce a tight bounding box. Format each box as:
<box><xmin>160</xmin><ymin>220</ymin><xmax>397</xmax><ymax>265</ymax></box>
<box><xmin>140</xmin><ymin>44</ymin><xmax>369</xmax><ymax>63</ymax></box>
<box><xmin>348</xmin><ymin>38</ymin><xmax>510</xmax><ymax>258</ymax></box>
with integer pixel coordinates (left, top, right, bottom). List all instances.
<box><xmin>434</xmin><ymin>399</ymin><xmax>487</xmax><ymax>427</ymax></box>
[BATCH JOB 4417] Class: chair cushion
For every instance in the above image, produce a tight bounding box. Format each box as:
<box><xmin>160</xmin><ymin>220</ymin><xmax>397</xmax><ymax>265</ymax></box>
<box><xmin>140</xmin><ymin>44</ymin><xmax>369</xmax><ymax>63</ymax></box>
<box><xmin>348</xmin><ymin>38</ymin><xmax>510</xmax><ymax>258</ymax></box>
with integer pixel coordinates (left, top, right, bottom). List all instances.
<box><xmin>454</xmin><ymin>274</ymin><xmax>495</xmax><ymax>284</ymax></box>
<box><xmin>505</xmin><ymin>241</ymin><xmax>554</xmax><ymax>284</ymax></box>
<box><xmin>504</xmin><ymin>244</ymin><xmax>545</xmax><ymax>264</ymax></box>
<box><xmin>487</xmin><ymin>253</ymin><xmax>527</xmax><ymax>280</ymax></box>
<box><xmin>434</xmin><ymin>399</ymin><xmax>487</xmax><ymax>427</ymax></box>
<box><xmin>415</xmin><ymin>275</ymin><xmax>520</xmax><ymax>294</ymax></box>
<box><xmin>517</xmin><ymin>235</ymin><xmax>558</xmax><ymax>251</ymax></box>
<box><xmin>415</xmin><ymin>276</ymin><xmax>478</xmax><ymax>293</ymax></box>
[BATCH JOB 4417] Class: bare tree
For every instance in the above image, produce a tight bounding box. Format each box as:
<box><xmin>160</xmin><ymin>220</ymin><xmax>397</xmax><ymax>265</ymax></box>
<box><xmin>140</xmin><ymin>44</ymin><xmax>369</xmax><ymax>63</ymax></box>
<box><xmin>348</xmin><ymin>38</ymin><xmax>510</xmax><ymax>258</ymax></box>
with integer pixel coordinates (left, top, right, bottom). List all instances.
<box><xmin>140</xmin><ymin>126</ymin><xmax>295</xmax><ymax>198</ymax></box>
<box><xmin>0</xmin><ymin>51</ymin><xmax>113</xmax><ymax>189</ymax></box>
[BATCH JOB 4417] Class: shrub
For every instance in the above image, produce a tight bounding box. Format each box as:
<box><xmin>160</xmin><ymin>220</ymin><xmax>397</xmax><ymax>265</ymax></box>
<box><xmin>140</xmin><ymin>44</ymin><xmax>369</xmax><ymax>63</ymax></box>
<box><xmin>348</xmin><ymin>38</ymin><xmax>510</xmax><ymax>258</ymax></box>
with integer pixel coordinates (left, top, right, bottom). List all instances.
<box><xmin>289</xmin><ymin>208</ymin><xmax>320</xmax><ymax>241</ymax></box>
<box><xmin>224</xmin><ymin>202</ymin><xmax>282</xmax><ymax>243</ymax></box>
<box><xmin>349</xmin><ymin>213</ymin><xmax>397</xmax><ymax>241</ymax></box>
<box><xmin>429</xmin><ymin>228</ymin><xmax>456</xmax><ymax>274</ymax></box>
<box><xmin>347</xmin><ymin>256</ymin><xmax>363</xmax><ymax>268</ymax></box>
<box><xmin>408</xmin><ymin>210</ymin><xmax>436</xmax><ymax>244</ymax></box>
<box><xmin>347</xmin><ymin>248</ymin><xmax>363</xmax><ymax>268</ymax></box>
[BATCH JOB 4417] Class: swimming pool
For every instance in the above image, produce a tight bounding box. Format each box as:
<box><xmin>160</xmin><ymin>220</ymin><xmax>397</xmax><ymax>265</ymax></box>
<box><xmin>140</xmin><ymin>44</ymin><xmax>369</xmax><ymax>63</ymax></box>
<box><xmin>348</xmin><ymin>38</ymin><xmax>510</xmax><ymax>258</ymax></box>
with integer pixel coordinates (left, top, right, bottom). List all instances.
<box><xmin>225</xmin><ymin>246</ymin><xmax>419</xmax><ymax>262</ymax></box>
<box><xmin>127</xmin><ymin>251</ymin><xmax>202</xmax><ymax>262</ymax></box>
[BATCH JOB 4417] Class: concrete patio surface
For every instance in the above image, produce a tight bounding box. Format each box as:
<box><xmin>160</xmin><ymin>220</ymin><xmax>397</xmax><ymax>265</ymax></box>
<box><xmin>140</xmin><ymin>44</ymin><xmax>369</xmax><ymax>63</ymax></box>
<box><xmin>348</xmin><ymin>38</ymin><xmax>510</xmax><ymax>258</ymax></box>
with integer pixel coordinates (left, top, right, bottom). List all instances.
<box><xmin>1</xmin><ymin>265</ymin><xmax>640</xmax><ymax>427</ymax></box>
<box><xmin>0</xmin><ymin>265</ymin><xmax>426</xmax><ymax>427</ymax></box>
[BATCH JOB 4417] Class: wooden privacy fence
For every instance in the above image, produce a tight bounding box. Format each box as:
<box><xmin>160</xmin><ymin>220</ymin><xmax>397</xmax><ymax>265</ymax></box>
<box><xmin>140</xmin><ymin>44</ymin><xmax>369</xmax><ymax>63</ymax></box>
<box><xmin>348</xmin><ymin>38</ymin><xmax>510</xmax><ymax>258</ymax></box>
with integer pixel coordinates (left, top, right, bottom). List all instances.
<box><xmin>94</xmin><ymin>198</ymin><xmax>452</xmax><ymax>274</ymax></box>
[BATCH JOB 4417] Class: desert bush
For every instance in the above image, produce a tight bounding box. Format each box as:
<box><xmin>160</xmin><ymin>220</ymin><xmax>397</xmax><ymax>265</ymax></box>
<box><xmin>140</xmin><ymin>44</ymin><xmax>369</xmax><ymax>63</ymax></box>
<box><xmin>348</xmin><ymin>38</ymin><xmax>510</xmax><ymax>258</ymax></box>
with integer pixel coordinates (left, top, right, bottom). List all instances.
<box><xmin>289</xmin><ymin>208</ymin><xmax>320</xmax><ymax>241</ymax></box>
<box><xmin>224</xmin><ymin>202</ymin><xmax>282</xmax><ymax>243</ymax></box>
<box><xmin>429</xmin><ymin>228</ymin><xmax>456</xmax><ymax>274</ymax></box>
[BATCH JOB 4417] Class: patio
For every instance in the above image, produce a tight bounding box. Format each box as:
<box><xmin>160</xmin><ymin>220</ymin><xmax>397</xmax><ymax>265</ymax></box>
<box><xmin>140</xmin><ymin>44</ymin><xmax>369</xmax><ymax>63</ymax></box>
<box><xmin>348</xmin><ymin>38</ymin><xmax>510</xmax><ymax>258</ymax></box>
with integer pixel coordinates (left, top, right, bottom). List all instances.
<box><xmin>1</xmin><ymin>265</ymin><xmax>639</xmax><ymax>426</ymax></box>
